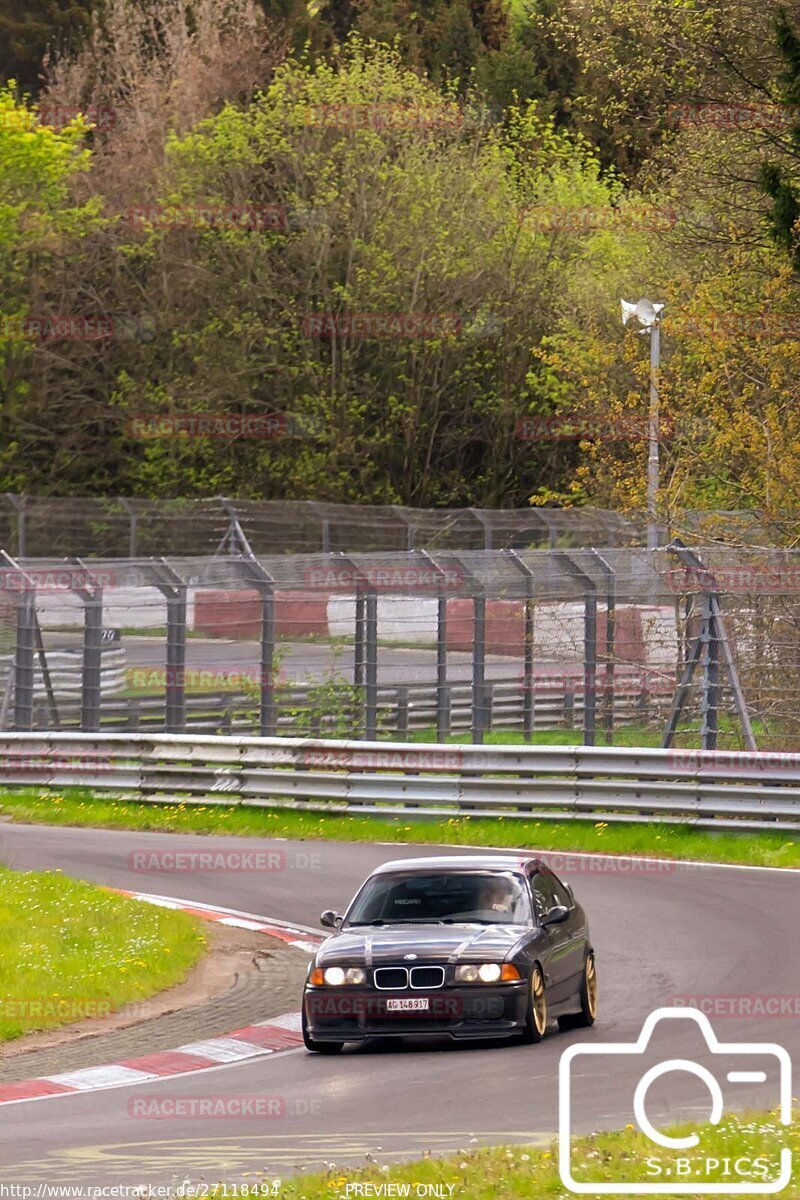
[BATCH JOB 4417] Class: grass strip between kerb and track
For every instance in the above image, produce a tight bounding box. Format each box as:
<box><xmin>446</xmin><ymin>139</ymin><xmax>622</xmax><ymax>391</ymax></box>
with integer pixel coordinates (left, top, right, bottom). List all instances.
<box><xmin>0</xmin><ymin>786</ymin><xmax>798</xmax><ymax>869</ymax></box>
<box><xmin>273</xmin><ymin>1112</ymin><xmax>795</xmax><ymax>1198</ymax></box>
<box><xmin>0</xmin><ymin>864</ymin><xmax>207</xmax><ymax>1040</ymax></box>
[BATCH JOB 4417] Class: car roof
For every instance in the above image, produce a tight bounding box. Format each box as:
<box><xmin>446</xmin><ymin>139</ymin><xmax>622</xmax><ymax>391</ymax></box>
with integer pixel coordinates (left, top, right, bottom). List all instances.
<box><xmin>369</xmin><ymin>855</ymin><xmax>543</xmax><ymax>876</ymax></box>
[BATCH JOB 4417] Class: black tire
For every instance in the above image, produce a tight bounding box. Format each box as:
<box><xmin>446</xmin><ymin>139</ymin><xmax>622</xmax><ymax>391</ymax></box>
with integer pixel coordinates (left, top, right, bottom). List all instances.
<box><xmin>521</xmin><ymin>964</ymin><xmax>548</xmax><ymax>1043</ymax></box>
<box><xmin>302</xmin><ymin>1011</ymin><xmax>344</xmax><ymax>1054</ymax></box>
<box><xmin>558</xmin><ymin>953</ymin><xmax>598</xmax><ymax>1031</ymax></box>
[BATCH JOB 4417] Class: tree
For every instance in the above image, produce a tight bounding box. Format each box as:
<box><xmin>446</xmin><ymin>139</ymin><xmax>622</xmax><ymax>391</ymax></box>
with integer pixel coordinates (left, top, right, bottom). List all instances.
<box><xmin>0</xmin><ymin>0</ymin><xmax>93</xmax><ymax>92</ymax></box>
<box><xmin>0</xmin><ymin>87</ymin><xmax>100</xmax><ymax>493</ymax></box>
<box><xmin>12</xmin><ymin>41</ymin><xmax>644</xmax><ymax>504</ymax></box>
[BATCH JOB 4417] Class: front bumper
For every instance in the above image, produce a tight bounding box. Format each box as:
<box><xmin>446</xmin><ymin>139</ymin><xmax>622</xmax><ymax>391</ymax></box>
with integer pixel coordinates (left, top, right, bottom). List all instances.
<box><xmin>303</xmin><ymin>983</ymin><xmax>528</xmax><ymax>1041</ymax></box>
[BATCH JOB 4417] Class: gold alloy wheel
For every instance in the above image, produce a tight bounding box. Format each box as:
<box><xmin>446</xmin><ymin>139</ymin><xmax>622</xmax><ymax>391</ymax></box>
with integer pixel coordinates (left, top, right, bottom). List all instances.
<box><xmin>585</xmin><ymin>954</ymin><xmax>598</xmax><ymax>1019</ymax></box>
<box><xmin>531</xmin><ymin>966</ymin><xmax>547</xmax><ymax>1035</ymax></box>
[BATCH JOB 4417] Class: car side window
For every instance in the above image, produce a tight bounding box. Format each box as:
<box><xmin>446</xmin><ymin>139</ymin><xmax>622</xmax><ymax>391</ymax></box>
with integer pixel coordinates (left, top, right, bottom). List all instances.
<box><xmin>548</xmin><ymin>873</ymin><xmax>573</xmax><ymax>909</ymax></box>
<box><xmin>531</xmin><ymin>872</ymin><xmax>557</xmax><ymax>921</ymax></box>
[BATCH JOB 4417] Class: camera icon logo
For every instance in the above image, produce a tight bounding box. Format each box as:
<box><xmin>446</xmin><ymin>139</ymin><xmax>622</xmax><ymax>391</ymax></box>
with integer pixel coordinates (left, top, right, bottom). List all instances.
<box><xmin>559</xmin><ymin>1007</ymin><xmax>792</xmax><ymax>1194</ymax></box>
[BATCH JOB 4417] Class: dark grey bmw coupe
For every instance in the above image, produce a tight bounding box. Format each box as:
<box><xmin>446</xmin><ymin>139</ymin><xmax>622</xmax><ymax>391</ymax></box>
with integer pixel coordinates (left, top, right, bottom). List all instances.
<box><xmin>302</xmin><ymin>854</ymin><xmax>597</xmax><ymax>1052</ymax></box>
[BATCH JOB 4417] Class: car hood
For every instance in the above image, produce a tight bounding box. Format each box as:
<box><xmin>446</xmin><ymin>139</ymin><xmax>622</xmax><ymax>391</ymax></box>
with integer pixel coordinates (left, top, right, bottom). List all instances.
<box><xmin>316</xmin><ymin>923</ymin><xmax>528</xmax><ymax>966</ymax></box>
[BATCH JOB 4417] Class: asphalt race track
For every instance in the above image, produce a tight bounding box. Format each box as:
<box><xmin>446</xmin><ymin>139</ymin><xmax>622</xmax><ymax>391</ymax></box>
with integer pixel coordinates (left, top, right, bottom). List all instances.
<box><xmin>0</xmin><ymin>823</ymin><xmax>798</xmax><ymax>1187</ymax></box>
<box><xmin>44</xmin><ymin>633</ymin><xmax>522</xmax><ymax>687</ymax></box>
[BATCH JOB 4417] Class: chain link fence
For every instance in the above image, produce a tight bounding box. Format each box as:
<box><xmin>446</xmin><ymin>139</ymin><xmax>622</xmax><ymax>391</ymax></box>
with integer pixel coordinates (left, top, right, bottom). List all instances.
<box><xmin>2</xmin><ymin>542</ymin><xmax>799</xmax><ymax>748</ymax></box>
<box><xmin>5</xmin><ymin>494</ymin><xmax>800</xmax><ymax>558</ymax></box>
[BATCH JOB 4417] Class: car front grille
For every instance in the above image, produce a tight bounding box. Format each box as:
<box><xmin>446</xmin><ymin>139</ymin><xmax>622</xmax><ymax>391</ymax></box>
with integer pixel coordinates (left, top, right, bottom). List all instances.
<box><xmin>410</xmin><ymin>966</ymin><xmax>445</xmax><ymax>989</ymax></box>
<box><xmin>373</xmin><ymin>965</ymin><xmax>447</xmax><ymax>990</ymax></box>
<box><xmin>374</xmin><ymin>967</ymin><xmax>408</xmax><ymax>990</ymax></box>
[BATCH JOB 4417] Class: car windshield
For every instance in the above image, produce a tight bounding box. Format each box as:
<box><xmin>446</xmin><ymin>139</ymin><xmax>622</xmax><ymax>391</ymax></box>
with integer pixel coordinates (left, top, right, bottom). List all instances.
<box><xmin>345</xmin><ymin>871</ymin><xmax>531</xmax><ymax>926</ymax></box>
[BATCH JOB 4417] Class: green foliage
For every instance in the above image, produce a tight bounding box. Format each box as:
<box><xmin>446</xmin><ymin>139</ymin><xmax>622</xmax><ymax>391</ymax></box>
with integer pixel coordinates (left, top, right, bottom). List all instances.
<box><xmin>0</xmin><ymin>864</ymin><xmax>206</xmax><ymax>1040</ymax></box>
<box><xmin>760</xmin><ymin>9</ymin><xmax>800</xmax><ymax>266</ymax></box>
<box><xmin>0</xmin><ymin>87</ymin><xmax>101</xmax><ymax>492</ymax></box>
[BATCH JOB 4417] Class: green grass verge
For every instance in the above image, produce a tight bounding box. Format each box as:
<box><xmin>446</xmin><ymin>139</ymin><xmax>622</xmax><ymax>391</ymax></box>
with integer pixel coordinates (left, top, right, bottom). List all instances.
<box><xmin>0</xmin><ymin>865</ymin><xmax>207</xmax><ymax>1040</ymax></box>
<box><xmin>273</xmin><ymin>1113</ymin><xmax>795</xmax><ymax>1198</ymax></box>
<box><xmin>407</xmin><ymin>720</ymin><xmax>775</xmax><ymax>749</ymax></box>
<box><xmin>0</xmin><ymin>786</ymin><xmax>797</xmax><ymax>869</ymax></box>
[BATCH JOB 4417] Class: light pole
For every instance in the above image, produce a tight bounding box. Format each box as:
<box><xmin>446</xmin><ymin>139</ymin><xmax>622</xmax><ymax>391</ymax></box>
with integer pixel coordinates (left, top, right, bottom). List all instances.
<box><xmin>621</xmin><ymin>298</ymin><xmax>665</xmax><ymax>550</ymax></box>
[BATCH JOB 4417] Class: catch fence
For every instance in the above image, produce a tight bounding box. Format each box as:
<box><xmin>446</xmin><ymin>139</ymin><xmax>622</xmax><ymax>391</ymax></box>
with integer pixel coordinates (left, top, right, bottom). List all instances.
<box><xmin>2</xmin><ymin>544</ymin><xmax>800</xmax><ymax>748</ymax></box>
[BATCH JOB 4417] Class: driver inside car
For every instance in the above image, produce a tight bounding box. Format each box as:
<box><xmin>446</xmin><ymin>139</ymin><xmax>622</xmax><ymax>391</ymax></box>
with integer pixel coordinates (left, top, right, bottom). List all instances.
<box><xmin>477</xmin><ymin>877</ymin><xmax>516</xmax><ymax>915</ymax></box>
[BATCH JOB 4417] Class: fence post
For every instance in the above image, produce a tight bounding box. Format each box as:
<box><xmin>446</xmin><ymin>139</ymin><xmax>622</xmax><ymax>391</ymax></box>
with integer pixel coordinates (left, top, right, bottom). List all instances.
<box><xmin>504</xmin><ymin>552</ymin><xmax>536</xmax><ymax>741</ymax></box>
<box><xmin>584</xmin><ymin>588</ymin><xmax>597</xmax><ymax>746</ymax></box>
<box><xmin>364</xmin><ymin>588</ymin><xmax>378</xmax><ymax>740</ymax></box>
<box><xmin>472</xmin><ymin>589</ymin><xmax>486</xmax><ymax>744</ymax></box>
<box><xmin>81</xmin><ymin>587</ymin><xmax>103</xmax><ymax>732</ymax></box>
<box><xmin>260</xmin><ymin>584</ymin><xmax>276</xmax><ymax>737</ymax></box>
<box><xmin>396</xmin><ymin>687</ymin><xmax>409</xmax><ymax>737</ymax></box>
<box><xmin>354</xmin><ymin>588</ymin><xmax>365</xmax><ymax>690</ymax></box>
<box><xmin>563</xmin><ymin>682</ymin><xmax>575</xmax><ymax>728</ymax></box>
<box><xmin>14</xmin><ymin>593</ymin><xmax>35</xmax><ymax>730</ymax></box>
<box><xmin>165</xmin><ymin>591</ymin><xmax>187</xmax><ymax>732</ymax></box>
<box><xmin>6</xmin><ymin>495</ymin><xmax>27</xmax><ymax>557</ymax></box>
<box><xmin>700</xmin><ymin>593</ymin><xmax>719</xmax><ymax>750</ymax></box>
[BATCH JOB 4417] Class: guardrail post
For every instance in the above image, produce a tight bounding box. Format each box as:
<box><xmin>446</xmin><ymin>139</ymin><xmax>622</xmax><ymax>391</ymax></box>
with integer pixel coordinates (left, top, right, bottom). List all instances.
<box><xmin>14</xmin><ymin>593</ymin><xmax>35</xmax><ymax>730</ymax></box>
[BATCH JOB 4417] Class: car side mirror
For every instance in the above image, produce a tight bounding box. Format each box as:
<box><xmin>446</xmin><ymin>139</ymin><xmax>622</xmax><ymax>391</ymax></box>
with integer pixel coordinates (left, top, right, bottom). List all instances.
<box><xmin>542</xmin><ymin>904</ymin><xmax>570</xmax><ymax>927</ymax></box>
<box><xmin>320</xmin><ymin>909</ymin><xmax>341</xmax><ymax>929</ymax></box>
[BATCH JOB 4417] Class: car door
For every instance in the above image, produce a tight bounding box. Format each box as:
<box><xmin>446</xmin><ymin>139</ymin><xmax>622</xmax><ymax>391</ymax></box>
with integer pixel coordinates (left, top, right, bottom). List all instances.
<box><xmin>545</xmin><ymin>869</ymin><xmax>587</xmax><ymax>998</ymax></box>
<box><xmin>531</xmin><ymin>870</ymin><xmax>574</xmax><ymax>1003</ymax></box>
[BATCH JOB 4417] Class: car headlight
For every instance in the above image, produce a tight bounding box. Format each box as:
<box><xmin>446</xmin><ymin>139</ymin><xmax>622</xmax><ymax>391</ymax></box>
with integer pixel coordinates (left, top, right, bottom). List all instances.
<box><xmin>455</xmin><ymin>963</ymin><xmax>521</xmax><ymax>984</ymax></box>
<box><xmin>310</xmin><ymin>966</ymin><xmax>366</xmax><ymax>986</ymax></box>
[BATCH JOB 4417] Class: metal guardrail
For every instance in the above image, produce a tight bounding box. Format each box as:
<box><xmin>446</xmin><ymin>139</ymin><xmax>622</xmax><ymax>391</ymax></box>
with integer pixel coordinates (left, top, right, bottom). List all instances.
<box><xmin>9</xmin><ymin>678</ymin><xmax>663</xmax><ymax>736</ymax></box>
<box><xmin>0</xmin><ymin>732</ymin><xmax>797</xmax><ymax>831</ymax></box>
